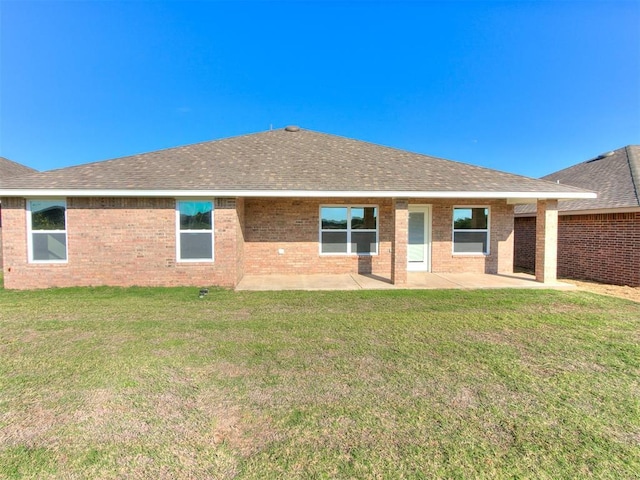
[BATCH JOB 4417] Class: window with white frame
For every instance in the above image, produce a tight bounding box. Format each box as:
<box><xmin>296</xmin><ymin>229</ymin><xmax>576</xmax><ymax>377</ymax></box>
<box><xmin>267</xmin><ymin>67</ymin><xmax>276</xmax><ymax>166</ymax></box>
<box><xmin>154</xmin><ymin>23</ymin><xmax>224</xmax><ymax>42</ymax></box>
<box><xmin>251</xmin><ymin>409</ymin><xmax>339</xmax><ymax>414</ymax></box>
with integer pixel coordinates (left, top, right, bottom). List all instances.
<box><xmin>453</xmin><ymin>207</ymin><xmax>489</xmax><ymax>254</ymax></box>
<box><xmin>28</xmin><ymin>199</ymin><xmax>68</xmax><ymax>262</ymax></box>
<box><xmin>177</xmin><ymin>200</ymin><xmax>214</xmax><ymax>261</ymax></box>
<box><xmin>320</xmin><ymin>206</ymin><xmax>378</xmax><ymax>255</ymax></box>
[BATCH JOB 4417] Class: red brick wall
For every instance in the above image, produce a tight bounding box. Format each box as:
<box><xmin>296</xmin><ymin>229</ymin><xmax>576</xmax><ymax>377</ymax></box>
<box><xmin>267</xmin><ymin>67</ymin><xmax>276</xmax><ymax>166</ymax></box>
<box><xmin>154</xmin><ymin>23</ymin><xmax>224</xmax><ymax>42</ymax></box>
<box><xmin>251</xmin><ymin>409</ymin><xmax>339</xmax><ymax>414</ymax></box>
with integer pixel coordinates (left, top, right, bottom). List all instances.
<box><xmin>236</xmin><ymin>197</ymin><xmax>246</xmax><ymax>283</ymax></box>
<box><xmin>0</xmin><ymin>197</ymin><xmax>242</xmax><ymax>290</ymax></box>
<box><xmin>513</xmin><ymin>216</ymin><xmax>536</xmax><ymax>271</ymax></box>
<box><xmin>514</xmin><ymin>212</ymin><xmax>640</xmax><ymax>286</ymax></box>
<box><xmin>0</xmin><ymin>205</ymin><xmax>4</xmax><ymax>267</ymax></box>
<box><xmin>243</xmin><ymin>198</ymin><xmax>394</xmax><ymax>277</ymax></box>
<box><xmin>2</xmin><ymin>195</ymin><xmax>517</xmax><ymax>289</ymax></box>
<box><xmin>244</xmin><ymin>197</ymin><xmax>514</xmax><ymax>277</ymax></box>
<box><xmin>427</xmin><ymin>199</ymin><xmax>514</xmax><ymax>275</ymax></box>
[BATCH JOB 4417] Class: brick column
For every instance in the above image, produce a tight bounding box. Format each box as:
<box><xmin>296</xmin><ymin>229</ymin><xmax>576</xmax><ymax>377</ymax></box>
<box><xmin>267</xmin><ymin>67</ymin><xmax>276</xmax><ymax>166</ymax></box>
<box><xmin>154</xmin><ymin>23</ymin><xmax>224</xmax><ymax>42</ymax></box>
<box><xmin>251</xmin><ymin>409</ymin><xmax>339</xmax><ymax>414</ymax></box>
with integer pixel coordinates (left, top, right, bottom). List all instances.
<box><xmin>391</xmin><ymin>199</ymin><xmax>408</xmax><ymax>285</ymax></box>
<box><xmin>234</xmin><ymin>197</ymin><xmax>245</xmax><ymax>284</ymax></box>
<box><xmin>535</xmin><ymin>199</ymin><xmax>558</xmax><ymax>283</ymax></box>
<box><xmin>497</xmin><ymin>202</ymin><xmax>515</xmax><ymax>275</ymax></box>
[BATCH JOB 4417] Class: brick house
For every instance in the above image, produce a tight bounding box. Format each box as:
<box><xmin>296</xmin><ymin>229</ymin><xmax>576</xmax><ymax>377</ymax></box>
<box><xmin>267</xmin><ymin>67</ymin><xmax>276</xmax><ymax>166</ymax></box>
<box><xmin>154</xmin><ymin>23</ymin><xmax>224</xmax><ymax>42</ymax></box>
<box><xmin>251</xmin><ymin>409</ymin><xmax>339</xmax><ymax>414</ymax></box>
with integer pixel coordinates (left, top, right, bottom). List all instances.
<box><xmin>515</xmin><ymin>145</ymin><xmax>639</xmax><ymax>286</ymax></box>
<box><xmin>0</xmin><ymin>127</ymin><xmax>594</xmax><ymax>290</ymax></box>
<box><xmin>0</xmin><ymin>157</ymin><xmax>37</xmax><ymax>267</ymax></box>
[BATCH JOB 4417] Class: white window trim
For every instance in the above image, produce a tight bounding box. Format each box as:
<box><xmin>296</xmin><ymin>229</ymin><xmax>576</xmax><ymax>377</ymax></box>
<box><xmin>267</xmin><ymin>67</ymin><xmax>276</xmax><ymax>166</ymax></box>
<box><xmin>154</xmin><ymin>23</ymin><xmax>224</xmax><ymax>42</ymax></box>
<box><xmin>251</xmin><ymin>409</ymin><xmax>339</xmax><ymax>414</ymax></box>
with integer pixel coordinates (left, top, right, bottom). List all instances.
<box><xmin>319</xmin><ymin>204</ymin><xmax>379</xmax><ymax>256</ymax></box>
<box><xmin>176</xmin><ymin>200</ymin><xmax>215</xmax><ymax>263</ymax></box>
<box><xmin>452</xmin><ymin>205</ymin><xmax>490</xmax><ymax>256</ymax></box>
<box><xmin>26</xmin><ymin>198</ymin><xmax>68</xmax><ymax>264</ymax></box>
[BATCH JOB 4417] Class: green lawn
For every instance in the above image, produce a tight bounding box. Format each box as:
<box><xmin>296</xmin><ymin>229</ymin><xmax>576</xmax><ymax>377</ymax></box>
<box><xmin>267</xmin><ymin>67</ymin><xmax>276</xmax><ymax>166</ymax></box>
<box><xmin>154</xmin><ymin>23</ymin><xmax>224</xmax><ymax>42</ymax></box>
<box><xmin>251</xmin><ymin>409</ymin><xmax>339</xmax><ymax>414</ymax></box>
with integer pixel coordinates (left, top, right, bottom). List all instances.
<box><xmin>0</xmin><ymin>286</ymin><xmax>638</xmax><ymax>479</ymax></box>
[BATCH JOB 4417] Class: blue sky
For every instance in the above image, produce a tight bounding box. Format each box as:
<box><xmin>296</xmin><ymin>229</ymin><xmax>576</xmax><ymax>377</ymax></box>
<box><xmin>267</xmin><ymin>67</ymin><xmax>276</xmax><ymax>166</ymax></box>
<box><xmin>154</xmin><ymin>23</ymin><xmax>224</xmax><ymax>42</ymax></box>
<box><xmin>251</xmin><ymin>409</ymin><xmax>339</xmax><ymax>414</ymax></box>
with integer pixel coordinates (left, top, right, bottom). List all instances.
<box><xmin>1</xmin><ymin>1</ymin><xmax>638</xmax><ymax>177</ymax></box>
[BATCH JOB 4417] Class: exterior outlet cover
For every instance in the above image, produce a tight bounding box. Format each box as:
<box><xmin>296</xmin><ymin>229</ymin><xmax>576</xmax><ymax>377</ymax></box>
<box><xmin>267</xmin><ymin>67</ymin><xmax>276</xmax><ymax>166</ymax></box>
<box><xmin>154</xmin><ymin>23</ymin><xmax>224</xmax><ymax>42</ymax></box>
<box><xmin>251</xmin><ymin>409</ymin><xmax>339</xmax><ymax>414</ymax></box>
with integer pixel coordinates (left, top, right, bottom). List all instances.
<box><xmin>278</xmin><ymin>248</ymin><xmax>285</xmax><ymax>255</ymax></box>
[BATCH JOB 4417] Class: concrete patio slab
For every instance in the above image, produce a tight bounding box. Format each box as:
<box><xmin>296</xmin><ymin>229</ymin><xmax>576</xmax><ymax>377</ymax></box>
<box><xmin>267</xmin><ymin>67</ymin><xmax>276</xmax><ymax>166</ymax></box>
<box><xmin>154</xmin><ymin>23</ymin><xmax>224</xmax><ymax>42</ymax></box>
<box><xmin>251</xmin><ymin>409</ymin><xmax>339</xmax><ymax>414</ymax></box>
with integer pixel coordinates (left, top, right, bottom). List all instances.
<box><xmin>236</xmin><ymin>272</ymin><xmax>577</xmax><ymax>291</ymax></box>
<box><xmin>236</xmin><ymin>273</ymin><xmax>362</xmax><ymax>291</ymax></box>
<box><xmin>422</xmin><ymin>272</ymin><xmax>575</xmax><ymax>289</ymax></box>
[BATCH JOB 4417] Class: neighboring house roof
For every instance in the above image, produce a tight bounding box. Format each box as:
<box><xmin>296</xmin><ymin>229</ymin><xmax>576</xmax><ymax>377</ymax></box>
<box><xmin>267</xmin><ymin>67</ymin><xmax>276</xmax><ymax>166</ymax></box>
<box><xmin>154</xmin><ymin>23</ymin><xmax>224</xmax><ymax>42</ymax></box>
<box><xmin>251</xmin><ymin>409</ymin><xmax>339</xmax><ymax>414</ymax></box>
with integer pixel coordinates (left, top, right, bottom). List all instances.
<box><xmin>516</xmin><ymin>145</ymin><xmax>640</xmax><ymax>215</ymax></box>
<box><xmin>0</xmin><ymin>157</ymin><xmax>37</xmax><ymax>181</ymax></box>
<box><xmin>0</xmin><ymin>127</ymin><xmax>594</xmax><ymax>200</ymax></box>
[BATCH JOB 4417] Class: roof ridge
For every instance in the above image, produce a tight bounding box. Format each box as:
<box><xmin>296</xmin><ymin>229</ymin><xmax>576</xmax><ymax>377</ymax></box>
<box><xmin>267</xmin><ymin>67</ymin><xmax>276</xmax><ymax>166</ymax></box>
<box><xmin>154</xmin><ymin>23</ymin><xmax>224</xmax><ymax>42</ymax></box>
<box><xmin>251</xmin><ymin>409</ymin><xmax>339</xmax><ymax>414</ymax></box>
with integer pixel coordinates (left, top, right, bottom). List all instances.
<box><xmin>624</xmin><ymin>145</ymin><xmax>640</xmax><ymax>206</ymax></box>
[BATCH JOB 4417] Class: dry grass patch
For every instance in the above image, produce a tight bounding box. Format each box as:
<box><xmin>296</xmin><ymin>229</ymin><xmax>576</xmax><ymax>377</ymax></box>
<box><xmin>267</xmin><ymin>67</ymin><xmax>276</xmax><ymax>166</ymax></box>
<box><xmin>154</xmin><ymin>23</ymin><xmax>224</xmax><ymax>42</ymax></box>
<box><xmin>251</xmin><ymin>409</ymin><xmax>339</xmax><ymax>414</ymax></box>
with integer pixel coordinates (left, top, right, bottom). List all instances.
<box><xmin>567</xmin><ymin>278</ymin><xmax>640</xmax><ymax>303</ymax></box>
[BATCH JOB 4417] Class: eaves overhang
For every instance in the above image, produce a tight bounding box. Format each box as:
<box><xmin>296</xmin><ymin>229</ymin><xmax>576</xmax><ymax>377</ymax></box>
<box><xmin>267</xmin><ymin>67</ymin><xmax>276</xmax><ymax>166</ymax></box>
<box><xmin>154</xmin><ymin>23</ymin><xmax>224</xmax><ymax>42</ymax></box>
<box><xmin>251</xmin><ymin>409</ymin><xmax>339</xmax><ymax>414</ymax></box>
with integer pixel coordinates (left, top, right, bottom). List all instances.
<box><xmin>0</xmin><ymin>189</ymin><xmax>598</xmax><ymax>200</ymax></box>
<box><xmin>515</xmin><ymin>206</ymin><xmax>640</xmax><ymax>217</ymax></box>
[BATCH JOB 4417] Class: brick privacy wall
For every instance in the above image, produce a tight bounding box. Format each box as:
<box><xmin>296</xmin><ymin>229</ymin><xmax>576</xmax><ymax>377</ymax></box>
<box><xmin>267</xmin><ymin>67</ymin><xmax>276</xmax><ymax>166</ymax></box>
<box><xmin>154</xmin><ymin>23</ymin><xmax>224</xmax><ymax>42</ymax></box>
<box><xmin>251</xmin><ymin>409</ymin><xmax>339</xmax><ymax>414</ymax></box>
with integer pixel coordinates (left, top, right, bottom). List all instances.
<box><xmin>514</xmin><ymin>212</ymin><xmax>640</xmax><ymax>286</ymax></box>
<box><xmin>0</xmin><ymin>197</ymin><xmax>242</xmax><ymax>290</ymax></box>
<box><xmin>244</xmin><ymin>197</ymin><xmax>515</xmax><ymax>278</ymax></box>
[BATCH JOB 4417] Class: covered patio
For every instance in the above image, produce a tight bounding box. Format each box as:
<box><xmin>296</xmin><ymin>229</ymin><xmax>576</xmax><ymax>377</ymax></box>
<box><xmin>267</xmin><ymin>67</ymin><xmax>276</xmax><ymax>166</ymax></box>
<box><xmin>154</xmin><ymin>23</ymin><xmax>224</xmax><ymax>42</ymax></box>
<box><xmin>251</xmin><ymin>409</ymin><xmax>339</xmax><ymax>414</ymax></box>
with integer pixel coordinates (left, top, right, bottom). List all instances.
<box><xmin>236</xmin><ymin>272</ymin><xmax>576</xmax><ymax>291</ymax></box>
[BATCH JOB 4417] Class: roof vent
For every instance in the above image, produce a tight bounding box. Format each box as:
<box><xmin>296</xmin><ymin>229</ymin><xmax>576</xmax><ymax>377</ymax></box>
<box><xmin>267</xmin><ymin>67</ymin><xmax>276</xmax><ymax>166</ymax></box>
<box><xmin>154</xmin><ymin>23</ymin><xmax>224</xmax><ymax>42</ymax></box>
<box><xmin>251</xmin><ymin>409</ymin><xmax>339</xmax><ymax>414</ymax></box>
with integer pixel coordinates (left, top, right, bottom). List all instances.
<box><xmin>586</xmin><ymin>151</ymin><xmax>615</xmax><ymax>163</ymax></box>
<box><xmin>284</xmin><ymin>125</ymin><xmax>300</xmax><ymax>132</ymax></box>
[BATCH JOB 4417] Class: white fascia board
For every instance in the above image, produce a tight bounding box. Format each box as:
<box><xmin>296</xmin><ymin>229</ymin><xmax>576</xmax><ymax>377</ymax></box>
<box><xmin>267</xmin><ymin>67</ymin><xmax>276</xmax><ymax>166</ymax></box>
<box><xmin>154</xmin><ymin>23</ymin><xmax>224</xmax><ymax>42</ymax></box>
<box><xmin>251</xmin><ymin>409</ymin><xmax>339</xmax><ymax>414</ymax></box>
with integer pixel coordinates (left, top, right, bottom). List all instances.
<box><xmin>516</xmin><ymin>206</ymin><xmax>640</xmax><ymax>217</ymax></box>
<box><xmin>0</xmin><ymin>189</ymin><xmax>598</xmax><ymax>199</ymax></box>
<box><xmin>507</xmin><ymin>193</ymin><xmax>598</xmax><ymax>204</ymax></box>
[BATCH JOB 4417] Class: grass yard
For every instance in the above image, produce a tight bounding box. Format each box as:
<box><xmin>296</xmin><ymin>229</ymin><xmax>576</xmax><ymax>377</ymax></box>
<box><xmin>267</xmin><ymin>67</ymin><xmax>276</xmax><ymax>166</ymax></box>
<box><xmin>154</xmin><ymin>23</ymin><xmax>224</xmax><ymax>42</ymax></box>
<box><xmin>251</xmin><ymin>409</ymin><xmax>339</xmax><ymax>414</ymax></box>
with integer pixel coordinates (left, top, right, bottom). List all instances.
<box><xmin>0</xmin><ymin>285</ymin><xmax>638</xmax><ymax>479</ymax></box>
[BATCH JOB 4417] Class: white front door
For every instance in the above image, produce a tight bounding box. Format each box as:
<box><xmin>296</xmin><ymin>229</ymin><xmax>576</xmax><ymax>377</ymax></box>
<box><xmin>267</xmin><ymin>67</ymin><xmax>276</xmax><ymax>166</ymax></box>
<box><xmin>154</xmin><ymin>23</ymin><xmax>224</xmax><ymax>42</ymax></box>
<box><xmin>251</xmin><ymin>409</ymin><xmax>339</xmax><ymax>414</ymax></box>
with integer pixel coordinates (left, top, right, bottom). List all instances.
<box><xmin>407</xmin><ymin>205</ymin><xmax>431</xmax><ymax>271</ymax></box>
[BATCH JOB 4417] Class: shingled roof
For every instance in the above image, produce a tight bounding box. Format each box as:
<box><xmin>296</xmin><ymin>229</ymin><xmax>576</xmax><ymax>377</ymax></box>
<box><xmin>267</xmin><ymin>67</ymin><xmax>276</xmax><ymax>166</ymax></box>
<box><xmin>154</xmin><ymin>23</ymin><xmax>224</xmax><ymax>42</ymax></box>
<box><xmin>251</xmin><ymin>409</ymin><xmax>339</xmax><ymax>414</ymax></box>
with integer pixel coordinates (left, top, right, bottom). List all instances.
<box><xmin>516</xmin><ymin>145</ymin><xmax>640</xmax><ymax>215</ymax></box>
<box><xmin>0</xmin><ymin>127</ymin><xmax>594</xmax><ymax>200</ymax></box>
<box><xmin>0</xmin><ymin>157</ymin><xmax>36</xmax><ymax>181</ymax></box>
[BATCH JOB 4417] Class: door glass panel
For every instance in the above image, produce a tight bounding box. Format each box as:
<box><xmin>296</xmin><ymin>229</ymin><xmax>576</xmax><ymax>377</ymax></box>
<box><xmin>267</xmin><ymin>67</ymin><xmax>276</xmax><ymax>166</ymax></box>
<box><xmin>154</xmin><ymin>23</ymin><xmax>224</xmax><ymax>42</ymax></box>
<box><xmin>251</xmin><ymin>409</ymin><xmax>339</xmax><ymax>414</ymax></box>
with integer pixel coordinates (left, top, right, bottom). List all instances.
<box><xmin>408</xmin><ymin>212</ymin><xmax>425</xmax><ymax>262</ymax></box>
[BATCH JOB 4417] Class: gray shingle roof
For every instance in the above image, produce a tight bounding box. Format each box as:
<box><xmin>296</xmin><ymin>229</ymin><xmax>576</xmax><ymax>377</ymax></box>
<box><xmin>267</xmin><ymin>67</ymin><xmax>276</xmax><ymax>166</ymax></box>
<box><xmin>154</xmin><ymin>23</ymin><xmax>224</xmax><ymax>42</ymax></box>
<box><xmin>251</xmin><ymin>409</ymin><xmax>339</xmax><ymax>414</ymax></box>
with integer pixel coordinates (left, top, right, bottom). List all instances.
<box><xmin>0</xmin><ymin>128</ymin><xmax>592</xmax><ymax>197</ymax></box>
<box><xmin>515</xmin><ymin>145</ymin><xmax>640</xmax><ymax>214</ymax></box>
<box><xmin>0</xmin><ymin>157</ymin><xmax>36</xmax><ymax>181</ymax></box>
